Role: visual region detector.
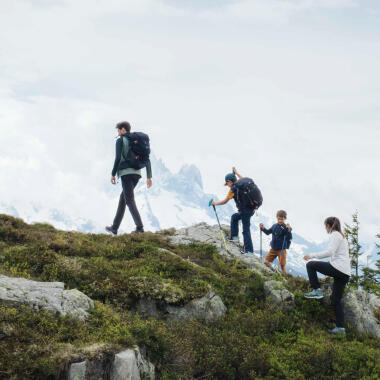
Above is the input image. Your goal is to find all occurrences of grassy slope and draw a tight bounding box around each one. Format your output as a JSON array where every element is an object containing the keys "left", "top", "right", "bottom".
[{"left": 0, "top": 214, "right": 379, "bottom": 380}]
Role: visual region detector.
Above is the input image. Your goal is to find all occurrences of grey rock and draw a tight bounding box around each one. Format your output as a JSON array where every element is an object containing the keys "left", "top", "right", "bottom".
[
  {"left": 264, "top": 280, "right": 295, "bottom": 309},
  {"left": 68, "top": 361, "right": 86, "bottom": 380},
  {"left": 343, "top": 289, "right": 380, "bottom": 338},
  {"left": 0, "top": 275, "right": 93, "bottom": 320},
  {"left": 135, "top": 290, "right": 227, "bottom": 322},
  {"left": 171, "top": 223, "right": 273, "bottom": 276},
  {"left": 321, "top": 284, "right": 380, "bottom": 338},
  {"left": 110, "top": 346, "right": 155, "bottom": 380},
  {"left": 167, "top": 290, "right": 227, "bottom": 322}
]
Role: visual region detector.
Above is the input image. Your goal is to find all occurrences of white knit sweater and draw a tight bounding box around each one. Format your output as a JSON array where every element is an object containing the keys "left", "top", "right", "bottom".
[{"left": 310, "top": 231, "right": 351, "bottom": 276}]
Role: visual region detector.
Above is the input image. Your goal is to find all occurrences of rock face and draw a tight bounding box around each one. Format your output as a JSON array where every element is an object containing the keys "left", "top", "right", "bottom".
[
  {"left": 0, "top": 275, "right": 93, "bottom": 320},
  {"left": 343, "top": 289, "right": 380, "bottom": 338},
  {"left": 171, "top": 223, "right": 273, "bottom": 276},
  {"left": 264, "top": 280, "right": 295, "bottom": 309},
  {"left": 321, "top": 284, "right": 380, "bottom": 338},
  {"left": 111, "top": 346, "right": 155, "bottom": 380},
  {"left": 68, "top": 361, "right": 86, "bottom": 380},
  {"left": 67, "top": 346, "right": 155, "bottom": 380},
  {"left": 135, "top": 290, "right": 227, "bottom": 322}
]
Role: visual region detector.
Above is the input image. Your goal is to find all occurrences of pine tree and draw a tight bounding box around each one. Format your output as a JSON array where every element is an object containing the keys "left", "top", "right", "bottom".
[
  {"left": 344, "top": 211, "right": 363, "bottom": 288},
  {"left": 361, "top": 233, "right": 380, "bottom": 295}
]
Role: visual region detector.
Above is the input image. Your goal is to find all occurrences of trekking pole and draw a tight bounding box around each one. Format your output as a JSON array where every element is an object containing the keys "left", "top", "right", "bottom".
[
  {"left": 260, "top": 228, "right": 263, "bottom": 263},
  {"left": 209, "top": 199, "right": 229, "bottom": 252}
]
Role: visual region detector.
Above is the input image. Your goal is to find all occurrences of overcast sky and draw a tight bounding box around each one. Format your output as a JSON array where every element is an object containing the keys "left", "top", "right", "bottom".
[{"left": 0, "top": 0, "right": 379, "bottom": 242}]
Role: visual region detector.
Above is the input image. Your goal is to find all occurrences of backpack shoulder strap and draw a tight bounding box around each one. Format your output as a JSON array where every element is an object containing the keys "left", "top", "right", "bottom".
[{"left": 121, "top": 135, "right": 130, "bottom": 161}]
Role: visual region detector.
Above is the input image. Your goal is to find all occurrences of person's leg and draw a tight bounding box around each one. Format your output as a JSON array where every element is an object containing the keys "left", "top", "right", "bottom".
[
  {"left": 241, "top": 210, "right": 254, "bottom": 252},
  {"left": 230, "top": 212, "right": 241, "bottom": 239},
  {"left": 122, "top": 174, "right": 143, "bottom": 230},
  {"left": 306, "top": 261, "right": 336, "bottom": 289},
  {"left": 111, "top": 191, "right": 127, "bottom": 231},
  {"left": 331, "top": 274, "right": 350, "bottom": 328},
  {"left": 264, "top": 249, "right": 278, "bottom": 269}
]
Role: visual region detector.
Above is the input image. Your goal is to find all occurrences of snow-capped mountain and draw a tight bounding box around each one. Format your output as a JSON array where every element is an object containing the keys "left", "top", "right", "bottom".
[{"left": 1, "top": 155, "right": 377, "bottom": 277}]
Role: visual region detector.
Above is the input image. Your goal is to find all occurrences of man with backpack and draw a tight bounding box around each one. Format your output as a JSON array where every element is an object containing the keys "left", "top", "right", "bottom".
[
  {"left": 211, "top": 168, "right": 263, "bottom": 254},
  {"left": 106, "top": 121, "right": 152, "bottom": 235}
]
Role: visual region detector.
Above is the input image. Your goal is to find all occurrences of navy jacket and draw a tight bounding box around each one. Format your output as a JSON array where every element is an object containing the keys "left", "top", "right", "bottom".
[{"left": 262, "top": 223, "right": 292, "bottom": 250}]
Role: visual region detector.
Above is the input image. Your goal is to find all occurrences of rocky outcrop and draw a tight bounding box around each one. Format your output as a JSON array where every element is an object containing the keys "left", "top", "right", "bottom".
[
  {"left": 321, "top": 284, "right": 380, "bottom": 338},
  {"left": 67, "top": 346, "right": 155, "bottom": 380},
  {"left": 343, "top": 289, "right": 380, "bottom": 338},
  {"left": 171, "top": 223, "right": 273, "bottom": 277},
  {"left": 135, "top": 290, "right": 227, "bottom": 322},
  {"left": 264, "top": 280, "right": 295, "bottom": 309},
  {"left": 0, "top": 275, "right": 93, "bottom": 320}
]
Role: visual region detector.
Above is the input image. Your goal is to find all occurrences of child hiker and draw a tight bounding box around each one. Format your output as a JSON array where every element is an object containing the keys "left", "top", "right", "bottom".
[
  {"left": 259, "top": 210, "right": 292, "bottom": 274},
  {"left": 303, "top": 217, "right": 350, "bottom": 335}
]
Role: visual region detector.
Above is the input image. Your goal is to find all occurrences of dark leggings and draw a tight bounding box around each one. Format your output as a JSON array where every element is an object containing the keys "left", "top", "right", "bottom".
[
  {"left": 306, "top": 261, "right": 350, "bottom": 328},
  {"left": 112, "top": 174, "right": 143, "bottom": 230}
]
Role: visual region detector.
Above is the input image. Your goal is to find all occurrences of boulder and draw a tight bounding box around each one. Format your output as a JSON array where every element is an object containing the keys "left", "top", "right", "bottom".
[
  {"left": 0, "top": 275, "right": 93, "bottom": 320},
  {"left": 264, "top": 280, "right": 295, "bottom": 309},
  {"left": 321, "top": 284, "right": 380, "bottom": 338},
  {"left": 68, "top": 361, "right": 86, "bottom": 380},
  {"left": 171, "top": 223, "right": 273, "bottom": 276},
  {"left": 67, "top": 346, "right": 155, "bottom": 380},
  {"left": 166, "top": 290, "right": 227, "bottom": 322},
  {"left": 135, "top": 290, "right": 227, "bottom": 322},
  {"left": 343, "top": 289, "right": 380, "bottom": 338},
  {"left": 110, "top": 346, "right": 155, "bottom": 380}
]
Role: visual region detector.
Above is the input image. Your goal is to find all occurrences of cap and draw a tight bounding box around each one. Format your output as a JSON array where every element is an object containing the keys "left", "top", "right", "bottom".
[{"left": 224, "top": 173, "right": 237, "bottom": 185}]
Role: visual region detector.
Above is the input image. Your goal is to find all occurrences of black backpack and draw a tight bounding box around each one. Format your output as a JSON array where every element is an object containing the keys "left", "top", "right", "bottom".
[
  {"left": 233, "top": 177, "right": 263, "bottom": 210},
  {"left": 122, "top": 132, "right": 151, "bottom": 170}
]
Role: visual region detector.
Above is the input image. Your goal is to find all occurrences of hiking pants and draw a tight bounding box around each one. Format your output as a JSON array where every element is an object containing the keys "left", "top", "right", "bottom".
[
  {"left": 230, "top": 210, "right": 254, "bottom": 252},
  {"left": 112, "top": 174, "right": 143, "bottom": 230},
  {"left": 306, "top": 261, "right": 350, "bottom": 328}
]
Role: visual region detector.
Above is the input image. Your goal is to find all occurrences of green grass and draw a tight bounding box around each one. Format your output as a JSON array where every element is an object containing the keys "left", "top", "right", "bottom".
[{"left": 0, "top": 214, "right": 379, "bottom": 379}]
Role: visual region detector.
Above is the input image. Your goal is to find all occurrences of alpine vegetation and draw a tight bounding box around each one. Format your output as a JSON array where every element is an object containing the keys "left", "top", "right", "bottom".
[{"left": 0, "top": 214, "right": 379, "bottom": 379}]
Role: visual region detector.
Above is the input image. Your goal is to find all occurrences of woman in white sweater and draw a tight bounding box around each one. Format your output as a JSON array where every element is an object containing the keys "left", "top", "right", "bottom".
[{"left": 303, "top": 217, "right": 351, "bottom": 335}]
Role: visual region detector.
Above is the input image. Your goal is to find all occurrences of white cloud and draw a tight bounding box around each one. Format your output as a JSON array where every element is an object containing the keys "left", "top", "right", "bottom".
[{"left": 0, "top": 0, "right": 379, "bottom": 243}]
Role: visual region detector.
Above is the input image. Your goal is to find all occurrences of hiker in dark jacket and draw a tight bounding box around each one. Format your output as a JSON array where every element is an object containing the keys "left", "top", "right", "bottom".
[
  {"left": 260, "top": 210, "right": 292, "bottom": 274},
  {"left": 211, "top": 168, "right": 256, "bottom": 255},
  {"left": 106, "top": 121, "right": 152, "bottom": 235}
]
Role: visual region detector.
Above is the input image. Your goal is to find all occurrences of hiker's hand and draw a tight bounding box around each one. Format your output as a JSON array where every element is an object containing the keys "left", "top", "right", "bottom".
[
  {"left": 303, "top": 255, "right": 311, "bottom": 261},
  {"left": 259, "top": 223, "right": 264, "bottom": 230},
  {"left": 211, "top": 200, "right": 216, "bottom": 206},
  {"left": 286, "top": 223, "right": 291, "bottom": 231},
  {"left": 111, "top": 176, "right": 116, "bottom": 185},
  {"left": 147, "top": 178, "right": 152, "bottom": 188}
]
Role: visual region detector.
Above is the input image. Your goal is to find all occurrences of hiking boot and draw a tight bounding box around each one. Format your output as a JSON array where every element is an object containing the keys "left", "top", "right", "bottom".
[
  {"left": 239, "top": 248, "right": 246, "bottom": 254},
  {"left": 132, "top": 227, "right": 144, "bottom": 234},
  {"left": 328, "top": 327, "right": 346, "bottom": 335},
  {"left": 304, "top": 288, "right": 324, "bottom": 299},
  {"left": 105, "top": 226, "right": 117, "bottom": 235},
  {"left": 228, "top": 236, "right": 239, "bottom": 242}
]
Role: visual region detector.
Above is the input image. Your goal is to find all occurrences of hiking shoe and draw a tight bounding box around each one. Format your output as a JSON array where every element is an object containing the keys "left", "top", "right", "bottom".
[
  {"left": 304, "top": 288, "right": 324, "bottom": 299},
  {"left": 228, "top": 236, "right": 239, "bottom": 242},
  {"left": 329, "top": 327, "right": 346, "bottom": 335},
  {"left": 132, "top": 227, "right": 144, "bottom": 234},
  {"left": 105, "top": 226, "right": 117, "bottom": 235}
]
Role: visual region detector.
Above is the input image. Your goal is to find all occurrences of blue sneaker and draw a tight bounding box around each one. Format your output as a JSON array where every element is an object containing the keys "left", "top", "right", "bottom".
[
  {"left": 304, "top": 288, "right": 323, "bottom": 299},
  {"left": 329, "top": 327, "right": 346, "bottom": 335}
]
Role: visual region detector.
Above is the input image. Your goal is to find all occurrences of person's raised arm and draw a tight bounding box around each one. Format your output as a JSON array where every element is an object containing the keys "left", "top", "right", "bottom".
[
  {"left": 232, "top": 167, "right": 243, "bottom": 179},
  {"left": 304, "top": 232, "right": 342, "bottom": 261},
  {"left": 212, "top": 197, "right": 230, "bottom": 206}
]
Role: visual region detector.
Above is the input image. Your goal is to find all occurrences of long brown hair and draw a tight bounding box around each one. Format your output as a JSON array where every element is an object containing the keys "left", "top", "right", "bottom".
[{"left": 324, "top": 217, "right": 345, "bottom": 238}]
